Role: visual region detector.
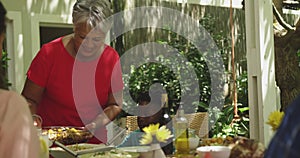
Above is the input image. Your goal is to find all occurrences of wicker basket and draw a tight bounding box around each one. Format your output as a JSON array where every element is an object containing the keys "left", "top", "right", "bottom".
[
  {"left": 125, "top": 112, "right": 208, "bottom": 138},
  {"left": 125, "top": 116, "right": 139, "bottom": 135}
]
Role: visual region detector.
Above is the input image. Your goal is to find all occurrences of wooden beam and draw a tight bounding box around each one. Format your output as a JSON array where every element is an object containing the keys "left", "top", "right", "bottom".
[
  {"left": 245, "top": 0, "right": 278, "bottom": 146},
  {"left": 163, "top": 0, "right": 243, "bottom": 9}
]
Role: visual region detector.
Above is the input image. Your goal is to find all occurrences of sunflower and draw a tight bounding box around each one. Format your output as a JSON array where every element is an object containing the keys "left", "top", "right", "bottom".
[
  {"left": 140, "top": 133, "right": 153, "bottom": 145},
  {"left": 140, "top": 123, "right": 173, "bottom": 145},
  {"left": 143, "top": 123, "right": 160, "bottom": 135},
  {"left": 156, "top": 126, "right": 172, "bottom": 143},
  {"left": 266, "top": 110, "right": 284, "bottom": 131}
]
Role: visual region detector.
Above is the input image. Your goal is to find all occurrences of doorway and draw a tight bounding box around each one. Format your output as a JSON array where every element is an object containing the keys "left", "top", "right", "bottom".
[{"left": 40, "top": 26, "right": 73, "bottom": 47}]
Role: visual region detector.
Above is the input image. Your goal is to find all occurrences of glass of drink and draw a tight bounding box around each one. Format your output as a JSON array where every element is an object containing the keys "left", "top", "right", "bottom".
[{"left": 32, "top": 114, "right": 43, "bottom": 129}]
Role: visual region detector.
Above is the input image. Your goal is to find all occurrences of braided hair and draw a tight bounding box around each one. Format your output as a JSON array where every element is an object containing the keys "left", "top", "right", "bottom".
[
  {"left": 0, "top": 2, "right": 7, "bottom": 89},
  {"left": 0, "top": 2, "right": 7, "bottom": 34}
]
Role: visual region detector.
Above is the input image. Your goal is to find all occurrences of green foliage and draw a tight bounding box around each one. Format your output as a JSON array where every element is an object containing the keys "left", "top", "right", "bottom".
[
  {"left": 199, "top": 14, "right": 249, "bottom": 138},
  {"left": 126, "top": 61, "right": 180, "bottom": 115},
  {"left": 210, "top": 103, "right": 249, "bottom": 138},
  {"left": 122, "top": 28, "right": 218, "bottom": 115},
  {"left": 128, "top": 62, "right": 180, "bottom": 103},
  {"left": 119, "top": 13, "right": 249, "bottom": 138},
  {"left": 0, "top": 51, "right": 11, "bottom": 89},
  {"left": 210, "top": 71, "right": 249, "bottom": 138},
  {"left": 297, "top": 50, "right": 300, "bottom": 63},
  {"left": 236, "top": 72, "right": 249, "bottom": 107}
]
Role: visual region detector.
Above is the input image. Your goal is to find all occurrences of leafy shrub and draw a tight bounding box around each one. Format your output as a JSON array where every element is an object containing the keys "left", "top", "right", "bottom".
[
  {"left": 0, "top": 51, "right": 10, "bottom": 89},
  {"left": 119, "top": 13, "right": 249, "bottom": 138}
]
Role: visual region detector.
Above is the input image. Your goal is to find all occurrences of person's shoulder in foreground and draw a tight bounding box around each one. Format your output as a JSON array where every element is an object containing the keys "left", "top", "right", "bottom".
[
  {"left": 0, "top": 89, "right": 39, "bottom": 158},
  {"left": 0, "top": 1, "right": 39, "bottom": 157},
  {"left": 264, "top": 95, "right": 300, "bottom": 158}
]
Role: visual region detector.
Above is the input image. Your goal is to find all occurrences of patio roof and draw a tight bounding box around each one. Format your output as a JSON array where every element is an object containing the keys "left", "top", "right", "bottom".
[{"left": 164, "top": 0, "right": 243, "bottom": 9}]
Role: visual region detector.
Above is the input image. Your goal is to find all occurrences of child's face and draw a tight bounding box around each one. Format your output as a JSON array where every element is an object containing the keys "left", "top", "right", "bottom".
[{"left": 137, "top": 101, "right": 163, "bottom": 130}]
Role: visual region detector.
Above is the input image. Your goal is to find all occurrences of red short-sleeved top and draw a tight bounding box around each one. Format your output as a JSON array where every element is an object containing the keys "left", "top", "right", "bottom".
[{"left": 27, "top": 37, "right": 123, "bottom": 143}]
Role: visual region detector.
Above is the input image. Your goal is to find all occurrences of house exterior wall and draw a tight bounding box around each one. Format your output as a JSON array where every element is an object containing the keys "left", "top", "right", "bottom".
[
  {"left": 2, "top": 0, "right": 75, "bottom": 92},
  {"left": 2, "top": 0, "right": 245, "bottom": 93},
  {"left": 2, "top": 0, "right": 279, "bottom": 146}
]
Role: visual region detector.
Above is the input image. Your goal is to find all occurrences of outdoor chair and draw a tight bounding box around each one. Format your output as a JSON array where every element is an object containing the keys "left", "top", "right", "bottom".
[{"left": 125, "top": 112, "right": 209, "bottom": 138}]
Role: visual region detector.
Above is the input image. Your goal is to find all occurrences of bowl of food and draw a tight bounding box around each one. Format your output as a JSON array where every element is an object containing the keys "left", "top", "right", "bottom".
[
  {"left": 43, "top": 126, "right": 93, "bottom": 145},
  {"left": 189, "top": 137, "right": 200, "bottom": 149},
  {"left": 196, "top": 146, "right": 231, "bottom": 158},
  {"left": 188, "top": 129, "right": 200, "bottom": 149}
]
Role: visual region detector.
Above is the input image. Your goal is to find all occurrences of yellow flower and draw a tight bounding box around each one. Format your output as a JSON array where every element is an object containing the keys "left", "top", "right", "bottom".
[
  {"left": 140, "top": 133, "right": 153, "bottom": 145},
  {"left": 156, "top": 126, "right": 173, "bottom": 143},
  {"left": 140, "top": 123, "right": 173, "bottom": 145},
  {"left": 142, "top": 123, "right": 160, "bottom": 135},
  {"left": 266, "top": 110, "right": 284, "bottom": 131}
]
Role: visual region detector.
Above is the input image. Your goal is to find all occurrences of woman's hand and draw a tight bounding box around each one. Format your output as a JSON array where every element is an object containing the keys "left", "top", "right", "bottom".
[
  {"left": 84, "top": 122, "right": 96, "bottom": 134},
  {"left": 84, "top": 92, "right": 123, "bottom": 132},
  {"left": 84, "top": 105, "right": 122, "bottom": 132}
]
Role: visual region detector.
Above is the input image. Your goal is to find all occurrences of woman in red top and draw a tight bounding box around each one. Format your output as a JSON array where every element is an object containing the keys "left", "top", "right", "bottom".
[{"left": 22, "top": 0, "right": 123, "bottom": 144}]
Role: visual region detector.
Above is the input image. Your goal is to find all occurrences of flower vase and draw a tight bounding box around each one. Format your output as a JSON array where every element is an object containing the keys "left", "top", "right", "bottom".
[
  {"left": 140, "top": 143, "right": 166, "bottom": 158},
  {"left": 150, "top": 143, "right": 166, "bottom": 158}
]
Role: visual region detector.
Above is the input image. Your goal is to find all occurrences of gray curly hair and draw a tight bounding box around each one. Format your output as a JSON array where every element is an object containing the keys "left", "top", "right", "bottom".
[{"left": 72, "top": 0, "right": 112, "bottom": 32}]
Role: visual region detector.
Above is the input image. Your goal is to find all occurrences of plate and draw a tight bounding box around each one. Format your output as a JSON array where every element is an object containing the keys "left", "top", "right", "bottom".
[
  {"left": 91, "top": 149, "right": 140, "bottom": 158},
  {"left": 50, "top": 143, "right": 114, "bottom": 158},
  {"left": 43, "top": 126, "right": 93, "bottom": 145},
  {"left": 117, "top": 146, "right": 151, "bottom": 153}
]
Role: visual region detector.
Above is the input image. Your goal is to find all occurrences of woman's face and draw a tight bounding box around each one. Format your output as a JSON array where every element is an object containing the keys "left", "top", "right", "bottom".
[{"left": 73, "top": 23, "right": 105, "bottom": 60}]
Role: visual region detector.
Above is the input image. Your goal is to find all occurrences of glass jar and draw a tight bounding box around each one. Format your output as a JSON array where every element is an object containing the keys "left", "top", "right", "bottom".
[{"left": 32, "top": 114, "right": 51, "bottom": 158}]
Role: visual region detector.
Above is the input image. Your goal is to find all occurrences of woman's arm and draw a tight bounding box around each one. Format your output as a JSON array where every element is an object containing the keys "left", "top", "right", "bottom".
[
  {"left": 86, "top": 91, "right": 123, "bottom": 130},
  {"left": 104, "top": 90, "right": 123, "bottom": 122},
  {"left": 21, "top": 78, "right": 45, "bottom": 114}
]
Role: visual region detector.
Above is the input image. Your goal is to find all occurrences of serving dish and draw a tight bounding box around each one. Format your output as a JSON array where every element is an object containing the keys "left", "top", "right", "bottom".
[
  {"left": 196, "top": 146, "right": 231, "bottom": 158},
  {"left": 43, "top": 126, "right": 93, "bottom": 145},
  {"left": 117, "top": 146, "right": 151, "bottom": 158},
  {"left": 117, "top": 146, "right": 151, "bottom": 153},
  {"left": 50, "top": 143, "right": 114, "bottom": 158}
]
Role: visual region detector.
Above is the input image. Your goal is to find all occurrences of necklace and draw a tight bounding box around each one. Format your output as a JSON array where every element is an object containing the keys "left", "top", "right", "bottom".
[
  {"left": 71, "top": 36, "right": 78, "bottom": 57},
  {"left": 65, "top": 34, "right": 77, "bottom": 58}
]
